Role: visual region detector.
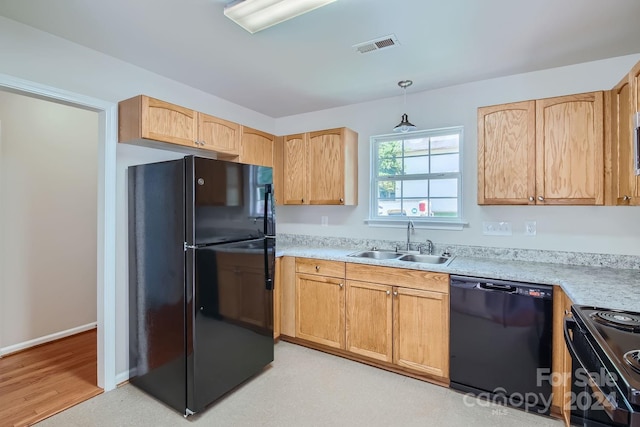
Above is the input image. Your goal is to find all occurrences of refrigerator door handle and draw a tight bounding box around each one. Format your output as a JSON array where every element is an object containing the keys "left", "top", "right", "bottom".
[
  {"left": 263, "top": 239, "right": 273, "bottom": 290},
  {"left": 263, "top": 183, "right": 272, "bottom": 236}
]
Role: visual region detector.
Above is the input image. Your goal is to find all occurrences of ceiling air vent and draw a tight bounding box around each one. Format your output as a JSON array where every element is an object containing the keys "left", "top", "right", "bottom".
[{"left": 353, "top": 34, "right": 399, "bottom": 54}]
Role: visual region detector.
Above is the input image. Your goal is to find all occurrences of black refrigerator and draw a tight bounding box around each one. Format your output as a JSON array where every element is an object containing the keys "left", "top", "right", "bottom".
[{"left": 128, "top": 155, "right": 275, "bottom": 416}]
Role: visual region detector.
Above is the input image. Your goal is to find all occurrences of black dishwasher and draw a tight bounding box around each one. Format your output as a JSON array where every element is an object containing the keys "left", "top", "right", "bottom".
[{"left": 449, "top": 275, "right": 553, "bottom": 414}]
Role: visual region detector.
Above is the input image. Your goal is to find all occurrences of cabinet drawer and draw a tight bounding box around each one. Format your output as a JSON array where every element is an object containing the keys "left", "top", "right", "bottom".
[
  {"left": 296, "top": 258, "right": 345, "bottom": 278},
  {"left": 345, "top": 263, "right": 448, "bottom": 294}
]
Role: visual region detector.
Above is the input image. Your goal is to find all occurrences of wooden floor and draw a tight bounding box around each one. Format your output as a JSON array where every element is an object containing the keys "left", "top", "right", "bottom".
[{"left": 0, "top": 330, "right": 103, "bottom": 427}]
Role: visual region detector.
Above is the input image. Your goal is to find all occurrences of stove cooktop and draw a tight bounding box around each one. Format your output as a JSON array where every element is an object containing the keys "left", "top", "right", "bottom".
[{"left": 573, "top": 305, "right": 640, "bottom": 406}]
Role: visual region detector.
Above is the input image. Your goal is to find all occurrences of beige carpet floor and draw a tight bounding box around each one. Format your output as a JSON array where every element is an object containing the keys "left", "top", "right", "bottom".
[{"left": 37, "top": 341, "right": 563, "bottom": 426}]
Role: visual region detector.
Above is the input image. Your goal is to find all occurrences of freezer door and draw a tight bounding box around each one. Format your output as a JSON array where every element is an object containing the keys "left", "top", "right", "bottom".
[
  {"left": 186, "top": 239, "right": 274, "bottom": 413},
  {"left": 185, "top": 156, "right": 273, "bottom": 245},
  {"left": 128, "top": 159, "right": 187, "bottom": 414}
]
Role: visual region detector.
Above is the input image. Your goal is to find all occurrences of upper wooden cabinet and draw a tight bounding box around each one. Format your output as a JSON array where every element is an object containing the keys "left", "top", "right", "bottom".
[
  {"left": 197, "top": 112, "right": 240, "bottom": 156},
  {"left": 239, "top": 126, "right": 274, "bottom": 167},
  {"left": 478, "top": 91, "right": 604, "bottom": 205},
  {"left": 478, "top": 101, "right": 536, "bottom": 204},
  {"left": 608, "top": 75, "right": 639, "bottom": 205},
  {"left": 119, "top": 95, "right": 197, "bottom": 147},
  {"left": 609, "top": 61, "right": 640, "bottom": 206},
  {"left": 277, "top": 127, "right": 358, "bottom": 206},
  {"left": 281, "top": 133, "right": 307, "bottom": 204},
  {"left": 118, "top": 95, "right": 239, "bottom": 160}
]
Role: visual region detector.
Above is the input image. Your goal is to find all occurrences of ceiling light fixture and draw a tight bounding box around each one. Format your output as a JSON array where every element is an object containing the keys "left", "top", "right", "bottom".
[
  {"left": 224, "top": 0, "right": 337, "bottom": 34},
  {"left": 393, "top": 80, "right": 417, "bottom": 133}
]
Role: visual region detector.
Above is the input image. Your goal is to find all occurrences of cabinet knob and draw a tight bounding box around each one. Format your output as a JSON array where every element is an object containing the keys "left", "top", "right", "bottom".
[
  {"left": 301, "top": 198, "right": 304, "bottom": 203},
  {"left": 529, "top": 196, "right": 534, "bottom": 202},
  {"left": 623, "top": 195, "right": 631, "bottom": 201},
  {"left": 393, "top": 291, "right": 398, "bottom": 297},
  {"left": 386, "top": 290, "right": 391, "bottom": 295},
  {"left": 537, "top": 196, "right": 544, "bottom": 201},
  {"left": 315, "top": 265, "right": 320, "bottom": 271},
  {"left": 339, "top": 198, "right": 344, "bottom": 203},
  {"left": 339, "top": 283, "right": 343, "bottom": 288}
]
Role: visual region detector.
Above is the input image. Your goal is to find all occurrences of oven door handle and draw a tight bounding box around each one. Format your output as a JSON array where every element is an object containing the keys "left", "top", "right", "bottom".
[{"left": 563, "top": 317, "right": 630, "bottom": 425}]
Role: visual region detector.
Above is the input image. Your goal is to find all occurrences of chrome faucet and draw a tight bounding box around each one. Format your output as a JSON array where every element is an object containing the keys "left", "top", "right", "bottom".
[
  {"left": 424, "top": 239, "right": 433, "bottom": 255},
  {"left": 406, "top": 220, "right": 415, "bottom": 251}
]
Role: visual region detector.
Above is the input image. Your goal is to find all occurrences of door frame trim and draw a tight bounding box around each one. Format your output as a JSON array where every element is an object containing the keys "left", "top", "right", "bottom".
[{"left": 0, "top": 73, "right": 117, "bottom": 391}]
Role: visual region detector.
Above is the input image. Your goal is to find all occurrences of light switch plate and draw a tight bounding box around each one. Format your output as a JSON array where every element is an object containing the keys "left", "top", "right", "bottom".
[
  {"left": 482, "top": 221, "right": 512, "bottom": 236},
  {"left": 525, "top": 221, "right": 537, "bottom": 236}
]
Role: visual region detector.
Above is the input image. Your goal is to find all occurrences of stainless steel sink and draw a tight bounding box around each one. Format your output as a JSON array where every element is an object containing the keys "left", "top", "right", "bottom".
[
  {"left": 397, "top": 254, "right": 454, "bottom": 266},
  {"left": 347, "top": 250, "right": 403, "bottom": 260}
]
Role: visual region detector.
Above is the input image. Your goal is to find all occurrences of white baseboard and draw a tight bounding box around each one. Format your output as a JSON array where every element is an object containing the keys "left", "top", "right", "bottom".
[{"left": 0, "top": 322, "right": 97, "bottom": 357}]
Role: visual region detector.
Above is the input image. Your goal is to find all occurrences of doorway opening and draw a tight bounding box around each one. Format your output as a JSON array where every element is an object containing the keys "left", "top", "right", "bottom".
[{"left": 0, "top": 73, "right": 117, "bottom": 395}]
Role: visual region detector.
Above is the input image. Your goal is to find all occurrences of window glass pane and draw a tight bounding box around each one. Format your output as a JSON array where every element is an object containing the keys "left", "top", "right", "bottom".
[
  {"left": 377, "top": 180, "right": 398, "bottom": 200},
  {"left": 431, "top": 154, "right": 459, "bottom": 173},
  {"left": 371, "top": 127, "right": 462, "bottom": 221},
  {"left": 404, "top": 138, "right": 429, "bottom": 157},
  {"left": 431, "top": 134, "right": 459, "bottom": 153},
  {"left": 404, "top": 156, "right": 428, "bottom": 175},
  {"left": 379, "top": 201, "right": 407, "bottom": 216},
  {"left": 430, "top": 179, "right": 458, "bottom": 198},
  {"left": 403, "top": 180, "right": 428, "bottom": 198},
  {"left": 378, "top": 140, "right": 403, "bottom": 177},
  {"left": 430, "top": 198, "right": 458, "bottom": 217}
]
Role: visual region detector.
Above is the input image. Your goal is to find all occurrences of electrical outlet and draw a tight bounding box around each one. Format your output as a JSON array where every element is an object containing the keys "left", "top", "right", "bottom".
[
  {"left": 482, "top": 221, "right": 512, "bottom": 236},
  {"left": 321, "top": 216, "right": 328, "bottom": 226},
  {"left": 525, "top": 221, "right": 537, "bottom": 236}
]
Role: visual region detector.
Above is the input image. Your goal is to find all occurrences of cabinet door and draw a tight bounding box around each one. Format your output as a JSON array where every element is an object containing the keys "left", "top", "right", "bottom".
[
  {"left": 345, "top": 281, "right": 393, "bottom": 362},
  {"left": 551, "top": 286, "right": 573, "bottom": 422},
  {"left": 609, "top": 78, "right": 635, "bottom": 205},
  {"left": 133, "top": 95, "right": 197, "bottom": 147},
  {"left": 282, "top": 134, "right": 307, "bottom": 204},
  {"left": 393, "top": 287, "right": 449, "bottom": 378},
  {"left": 273, "top": 257, "right": 281, "bottom": 340},
  {"left": 240, "top": 126, "right": 274, "bottom": 167},
  {"left": 535, "top": 92, "right": 604, "bottom": 205},
  {"left": 478, "top": 101, "right": 536, "bottom": 205},
  {"left": 197, "top": 112, "right": 240, "bottom": 157},
  {"left": 307, "top": 129, "right": 345, "bottom": 204},
  {"left": 296, "top": 273, "right": 345, "bottom": 349}
]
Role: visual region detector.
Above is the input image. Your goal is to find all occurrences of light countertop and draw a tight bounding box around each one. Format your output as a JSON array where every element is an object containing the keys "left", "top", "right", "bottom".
[{"left": 277, "top": 245, "right": 640, "bottom": 312}]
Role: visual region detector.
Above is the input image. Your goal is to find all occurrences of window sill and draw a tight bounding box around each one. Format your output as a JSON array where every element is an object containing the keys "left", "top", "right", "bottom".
[{"left": 364, "top": 218, "right": 467, "bottom": 230}]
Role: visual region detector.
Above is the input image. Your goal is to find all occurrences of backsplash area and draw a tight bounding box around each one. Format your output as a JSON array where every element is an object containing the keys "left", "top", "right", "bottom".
[{"left": 277, "top": 233, "right": 640, "bottom": 270}]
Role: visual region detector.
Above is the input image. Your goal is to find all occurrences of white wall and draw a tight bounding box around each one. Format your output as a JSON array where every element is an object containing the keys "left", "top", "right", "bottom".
[
  {"left": 274, "top": 54, "right": 640, "bottom": 256},
  {"left": 0, "top": 90, "right": 98, "bottom": 351}
]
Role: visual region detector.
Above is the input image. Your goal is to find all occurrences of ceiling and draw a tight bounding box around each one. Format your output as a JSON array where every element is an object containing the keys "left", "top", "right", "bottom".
[{"left": 1, "top": 0, "right": 640, "bottom": 118}]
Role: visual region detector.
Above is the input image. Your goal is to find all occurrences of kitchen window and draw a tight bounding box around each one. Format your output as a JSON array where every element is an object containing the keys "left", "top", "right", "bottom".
[{"left": 368, "top": 127, "right": 465, "bottom": 229}]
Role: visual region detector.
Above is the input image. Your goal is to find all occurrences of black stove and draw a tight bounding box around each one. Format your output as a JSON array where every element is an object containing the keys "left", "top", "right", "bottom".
[{"left": 567, "top": 305, "right": 640, "bottom": 426}]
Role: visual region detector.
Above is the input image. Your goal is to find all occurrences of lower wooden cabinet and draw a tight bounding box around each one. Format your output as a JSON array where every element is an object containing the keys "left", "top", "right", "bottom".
[
  {"left": 345, "top": 281, "right": 393, "bottom": 362},
  {"left": 296, "top": 273, "right": 345, "bottom": 349},
  {"left": 345, "top": 280, "right": 449, "bottom": 378},
  {"left": 294, "top": 258, "right": 346, "bottom": 349},
  {"left": 393, "top": 287, "right": 449, "bottom": 378},
  {"left": 284, "top": 258, "right": 450, "bottom": 381},
  {"left": 551, "top": 286, "right": 573, "bottom": 424}
]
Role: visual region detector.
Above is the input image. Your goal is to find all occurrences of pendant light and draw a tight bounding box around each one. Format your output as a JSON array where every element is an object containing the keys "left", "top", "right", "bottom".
[{"left": 393, "top": 80, "right": 417, "bottom": 133}]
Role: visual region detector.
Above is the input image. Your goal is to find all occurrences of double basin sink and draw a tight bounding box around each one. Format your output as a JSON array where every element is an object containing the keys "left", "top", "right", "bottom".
[{"left": 347, "top": 249, "right": 454, "bottom": 266}]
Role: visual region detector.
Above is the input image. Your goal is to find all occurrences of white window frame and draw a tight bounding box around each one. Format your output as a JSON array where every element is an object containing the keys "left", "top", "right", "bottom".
[{"left": 367, "top": 126, "right": 467, "bottom": 230}]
